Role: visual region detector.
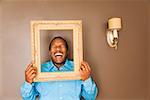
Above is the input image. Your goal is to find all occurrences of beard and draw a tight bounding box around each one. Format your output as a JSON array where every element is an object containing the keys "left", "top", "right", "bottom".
[{"left": 51, "top": 55, "right": 67, "bottom": 67}]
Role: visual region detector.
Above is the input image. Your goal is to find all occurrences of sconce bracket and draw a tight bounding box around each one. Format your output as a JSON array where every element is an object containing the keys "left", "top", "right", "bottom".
[{"left": 106, "top": 30, "right": 118, "bottom": 49}]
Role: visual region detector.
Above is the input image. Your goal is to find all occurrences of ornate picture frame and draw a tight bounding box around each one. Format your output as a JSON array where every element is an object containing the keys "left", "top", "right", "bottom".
[{"left": 31, "top": 20, "right": 83, "bottom": 82}]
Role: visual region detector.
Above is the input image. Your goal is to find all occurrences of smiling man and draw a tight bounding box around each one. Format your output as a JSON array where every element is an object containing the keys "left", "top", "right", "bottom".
[
  {"left": 48, "top": 37, "right": 69, "bottom": 69},
  {"left": 21, "top": 36, "right": 98, "bottom": 100}
]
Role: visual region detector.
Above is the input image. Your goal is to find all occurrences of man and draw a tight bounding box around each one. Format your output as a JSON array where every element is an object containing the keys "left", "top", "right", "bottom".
[{"left": 21, "top": 36, "right": 98, "bottom": 100}]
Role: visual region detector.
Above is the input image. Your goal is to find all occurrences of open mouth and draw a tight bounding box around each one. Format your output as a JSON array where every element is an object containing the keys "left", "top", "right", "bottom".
[{"left": 54, "top": 52, "right": 63, "bottom": 57}]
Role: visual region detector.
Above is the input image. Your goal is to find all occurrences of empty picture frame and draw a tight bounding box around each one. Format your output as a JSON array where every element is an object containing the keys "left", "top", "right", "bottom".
[{"left": 31, "top": 20, "right": 83, "bottom": 82}]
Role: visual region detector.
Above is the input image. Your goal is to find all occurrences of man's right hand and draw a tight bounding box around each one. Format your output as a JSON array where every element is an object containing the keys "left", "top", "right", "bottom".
[{"left": 25, "top": 62, "right": 37, "bottom": 84}]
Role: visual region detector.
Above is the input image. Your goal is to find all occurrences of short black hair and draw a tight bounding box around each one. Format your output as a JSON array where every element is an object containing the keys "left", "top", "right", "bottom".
[{"left": 49, "top": 36, "right": 69, "bottom": 51}]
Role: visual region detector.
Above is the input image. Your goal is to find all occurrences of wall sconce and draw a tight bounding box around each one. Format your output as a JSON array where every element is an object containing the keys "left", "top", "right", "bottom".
[{"left": 106, "top": 17, "right": 122, "bottom": 50}]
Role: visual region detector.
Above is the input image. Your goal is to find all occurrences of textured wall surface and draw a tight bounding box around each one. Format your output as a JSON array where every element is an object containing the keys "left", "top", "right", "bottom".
[
  {"left": 0, "top": 1, "right": 2, "bottom": 97},
  {"left": 148, "top": 2, "right": 150, "bottom": 100},
  {"left": 0, "top": 1, "right": 149, "bottom": 100}
]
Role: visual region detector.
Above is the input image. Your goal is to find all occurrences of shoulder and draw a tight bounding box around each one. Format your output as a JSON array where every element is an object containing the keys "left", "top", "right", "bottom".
[
  {"left": 41, "top": 61, "right": 53, "bottom": 72},
  {"left": 41, "top": 61, "right": 50, "bottom": 67},
  {"left": 67, "top": 59, "right": 74, "bottom": 66}
]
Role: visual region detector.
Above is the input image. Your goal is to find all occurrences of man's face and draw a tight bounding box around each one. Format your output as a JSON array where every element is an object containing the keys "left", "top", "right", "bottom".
[{"left": 50, "top": 38, "right": 67, "bottom": 67}]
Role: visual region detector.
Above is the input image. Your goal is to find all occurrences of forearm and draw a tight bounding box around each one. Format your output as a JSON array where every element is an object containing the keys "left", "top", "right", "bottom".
[
  {"left": 81, "top": 77, "right": 98, "bottom": 100},
  {"left": 21, "top": 81, "right": 38, "bottom": 100}
]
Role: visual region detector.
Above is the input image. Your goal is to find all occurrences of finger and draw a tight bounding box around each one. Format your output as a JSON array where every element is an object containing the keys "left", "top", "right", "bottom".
[
  {"left": 81, "top": 61, "right": 91, "bottom": 72},
  {"left": 26, "top": 67, "right": 37, "bottom": 75},
  {"left": 26, "top": 60, "right": 35, "bottom": 70},
  {"left": 84, "top": 65, "right": 89, "bottom": 72},
  {"left": 85, "top": 64, "right": 91, "bottom": 73},
  {"left": 27, "top": 69, "right": 37, "bottom": 77},
  {"left": 80, "top": 67, "right": 87, "bottom": 75},
  {"left": 80, "top": 65, "right": 86, "bottom": 72},
  {"left": 86, "top": 63, "right": 91, "bottom": 72},
  {"left": 79, "top": 68, "right": 84, "bottom": 75},
  {"left": 26, "top": 67, "right": 34, "bottom": 75},
  {"left": 81, "top": 62, "right": 89, "bottom": 72},
  {"left": 25, "top": 63, "right": 33, "bottom": 72},
  {"left": 29, "top": 73, "right": 36, "bottom": 80}
]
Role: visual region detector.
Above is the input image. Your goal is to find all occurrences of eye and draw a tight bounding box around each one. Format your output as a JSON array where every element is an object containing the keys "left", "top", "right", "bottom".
[
  {"left": 51, "top": 45, "right": 57, "bottom": 49},
  {"left": 60, "top": 45, "right": 65, "bottom": 48}
]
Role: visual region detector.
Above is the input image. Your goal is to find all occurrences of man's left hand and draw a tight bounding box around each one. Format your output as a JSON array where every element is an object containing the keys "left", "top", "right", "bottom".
[{"left": 79, "top": 61, "right": 91, "bottom": 81}]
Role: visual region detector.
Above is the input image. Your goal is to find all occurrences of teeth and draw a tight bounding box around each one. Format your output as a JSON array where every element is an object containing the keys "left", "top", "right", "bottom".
[{"left": 55, "top": 52, "right": 63, "bottom": 56}]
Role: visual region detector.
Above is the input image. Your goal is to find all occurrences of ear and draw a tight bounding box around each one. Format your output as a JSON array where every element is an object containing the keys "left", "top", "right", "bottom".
[
  {"left": 49, "top": 50, "right": 51, "bottom": 56},
  {"left": 66, "top": 50, "right": 69, "bottom": 57}
]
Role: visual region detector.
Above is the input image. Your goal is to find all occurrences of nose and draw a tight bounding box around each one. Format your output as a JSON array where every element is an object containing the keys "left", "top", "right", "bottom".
[{"left": 56, "top": 46, "right": 61, "bottom": 51}]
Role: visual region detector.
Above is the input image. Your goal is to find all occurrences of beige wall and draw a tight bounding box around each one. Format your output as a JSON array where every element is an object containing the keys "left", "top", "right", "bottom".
[
  {"left": 0, "top": 1, "right": 149, "bottom": 100},
  {"left": 0, "top": 1, "right": 2, "bottom": 97},
  {"left": 148, "top": 2, "right": 150, "bottom": 100}
]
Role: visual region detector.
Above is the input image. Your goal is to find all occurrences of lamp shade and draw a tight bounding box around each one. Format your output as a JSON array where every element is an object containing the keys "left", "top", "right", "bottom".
[{"left": 108, "top": 17, "right": 121, "bottom": 30}]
